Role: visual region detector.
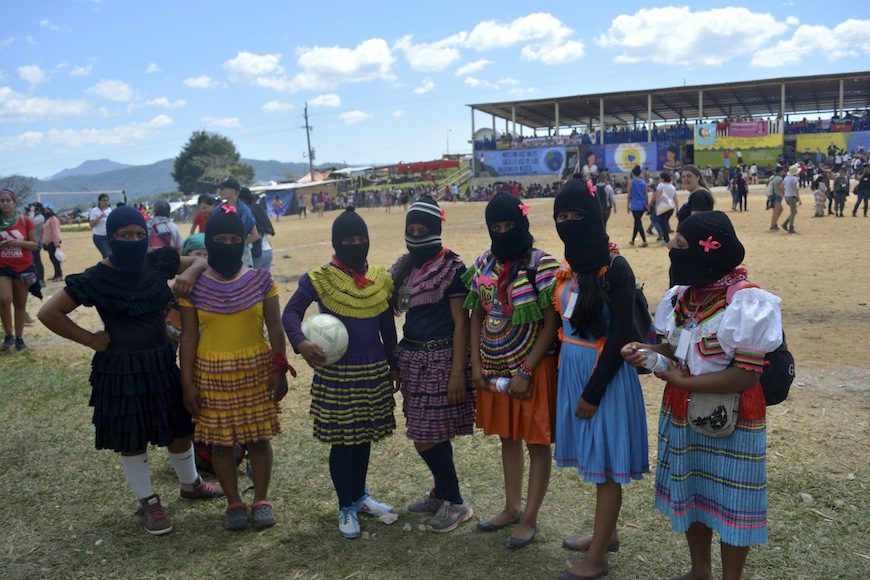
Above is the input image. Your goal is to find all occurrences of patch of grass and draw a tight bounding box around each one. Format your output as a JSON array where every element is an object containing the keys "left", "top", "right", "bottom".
[{"left": 1, "top": 354, "right": 868, "bottom": 579}]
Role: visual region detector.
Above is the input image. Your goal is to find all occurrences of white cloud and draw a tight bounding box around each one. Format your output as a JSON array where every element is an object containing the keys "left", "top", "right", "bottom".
[
  {"left": 785, "top": 16, "right": 800, "bottom": 27},
  {"left": 202, "top": 116, "right": 241, "bottom": 129},
  {"left": 70, "top": 64, "right": 92, "bottom": 77},
  {"left": 292, "top": 38, "right": 396, "bottom": 91},
  {"left": 87, "top": 79, "right": 134, "bottom": 102},
  {"left": 413, "top": 78, "right": 436, "bottom": 94},
  {"left": 46, "top": 114, "right": 173, "bottom": 148},
  {"left": 392, "top": 110, "right": 406, "bottom": 118},
  {"left": 498, "top": 77, "right": 519, "bottom": 86},
  {"left": 463, "top": 76, "right": 519, "bottom": 90},
  {"left": 127, "top": 97, "right": 186, "bottom": 111},
  {"left": 183, "top": 75, "right": 219, "bottom": 89},
  {"left": 456, "top": 59, "right": 491, "bottom": 76},
  {"left": 309, "top": 93, "right": 341, "bottom": 107},
  {"left": 395, "top": 34, "right": 465, "bottom": 72},
  {"left": 18, "top": 64, "right": 47, "bottom": 85},
  {"left": 751, "top": 19, "right": 870, "bottom": 66},
  {"left": 463, "top": 13, "right": 585, "bottom": 64},
  {"left": 39, "top": 19, "right": 60, "bottom": 32},
  {"left": 339, "top": 110, "right": 372, "bottom": 125},
  {"left": 508, "top": 87, "right": 539, "bottom": 97},
  {"left": 145, "top": 62, "right": 160, "bottom": 74},
  {"left": 0, "top": 87, "right": 89, "bottom": 122},
  {"left": 224, "top": 51, "right": 284, "bottom": 83},
  {"left": 597, "top": 7, "right": 791, "bottom": 66},
  {"left": 0, "top": 130, "right": 44, "bottom": 151},
  {"left": 262, "top": 100, "right": 295, "bottom": 112}
]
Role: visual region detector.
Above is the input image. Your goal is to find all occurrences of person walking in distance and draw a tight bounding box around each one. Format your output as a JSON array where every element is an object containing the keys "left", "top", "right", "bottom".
[
  {"left": 767, "top": 165, "right": 785, "bottom": 231},
  {"left": 851, "top": 164, "right": 870, "bottom": 218},
  {"left": 781, "top": 164, "right": 802, "bottom": 234},
  {"left": 89, "top": 194, "right": 113, "bottom": 258}
]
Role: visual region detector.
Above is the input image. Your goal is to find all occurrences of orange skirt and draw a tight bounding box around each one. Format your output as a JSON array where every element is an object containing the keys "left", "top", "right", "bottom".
[{"left": 475, "top": 356, "right": 557, "bottom": 445}]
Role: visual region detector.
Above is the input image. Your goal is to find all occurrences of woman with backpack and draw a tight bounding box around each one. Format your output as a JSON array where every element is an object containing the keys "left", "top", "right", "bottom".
[
  {"left": 621, "top": 211, "right": 783, "bottom": 580},
  {"left": 147, "top": 201, "right": 183, "bottom": 254}
]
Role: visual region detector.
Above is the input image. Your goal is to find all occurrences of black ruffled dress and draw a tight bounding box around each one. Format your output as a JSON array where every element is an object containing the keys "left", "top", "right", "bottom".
[{"left": 63, "top": 248, "right": 194, "bottom": 452}]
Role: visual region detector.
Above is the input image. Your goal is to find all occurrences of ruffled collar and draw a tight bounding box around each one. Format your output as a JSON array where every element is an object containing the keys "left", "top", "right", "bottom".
[
  {"left": 309, "top": 264, "right": 393, "bottom": 319},
  {"left": 389, "top": 250, "right": 463, "bottom": 310}
]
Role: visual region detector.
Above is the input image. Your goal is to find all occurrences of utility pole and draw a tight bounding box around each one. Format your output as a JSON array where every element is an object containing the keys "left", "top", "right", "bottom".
[{"left": 303, "top": 103, "right": 315, "bottom": 182}]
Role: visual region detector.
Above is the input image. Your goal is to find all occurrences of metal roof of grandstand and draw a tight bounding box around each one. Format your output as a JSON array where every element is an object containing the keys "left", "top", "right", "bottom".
[{"left": 468, "top": 71, "right": 870, "bottom": 129}]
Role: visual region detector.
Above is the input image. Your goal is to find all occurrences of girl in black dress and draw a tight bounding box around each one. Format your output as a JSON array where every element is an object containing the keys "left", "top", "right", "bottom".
[{"left": 39, "top": 207, "right": 222, "bottom": 536}]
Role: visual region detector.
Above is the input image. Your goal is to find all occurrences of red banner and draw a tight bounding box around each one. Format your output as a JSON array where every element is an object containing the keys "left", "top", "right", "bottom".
[
  {"left": 830, "top": 121, "right": 853, "bottom": 132},
  {"left": 730, "top": 121, "right": 768, "bottom": 137}
]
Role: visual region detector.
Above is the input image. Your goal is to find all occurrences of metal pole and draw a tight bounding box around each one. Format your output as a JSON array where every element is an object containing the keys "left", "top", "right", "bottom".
[
  {"left": 512, "top": 106, "right": 516, "bottom": 135},
  {"left": 698, "top": 90, "right": 704, "bottom": 120},
  {"left": 599, "top": 98, "right": 604, "bottom": 145},
  {"left": 839, "top": 79, "right": 844, "bottom": 116},
  {"left": 304, "top": 103, "right": 314, "bottom": 182},
  {"left": 555, "top": 102, "right": 560, "bottom": 136},
  {"left": 647, "top": 94, "right": 653, "bottom": 142},
  {"left": 780, "top": 82, "right": 785, "bottom": 132}
]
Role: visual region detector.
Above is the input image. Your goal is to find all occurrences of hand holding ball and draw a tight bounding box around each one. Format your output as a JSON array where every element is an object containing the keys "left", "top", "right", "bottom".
[{"left": 301, "top": 314, "right": 349, "bottom": 366}]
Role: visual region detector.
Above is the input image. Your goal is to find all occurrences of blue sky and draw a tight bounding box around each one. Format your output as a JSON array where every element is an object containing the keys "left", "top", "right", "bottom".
[{"left": 2, "top": 1, "right": 868, "bottom": 179}]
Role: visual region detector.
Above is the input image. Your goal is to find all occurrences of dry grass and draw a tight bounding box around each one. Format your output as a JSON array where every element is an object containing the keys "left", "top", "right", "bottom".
[{"left": 2, "top": 188, "right": 869, "bottom": 579}]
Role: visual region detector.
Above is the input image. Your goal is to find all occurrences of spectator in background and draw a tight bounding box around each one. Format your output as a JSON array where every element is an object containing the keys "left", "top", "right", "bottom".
[
  {"left": 749, "top": 163, "right": 758, "bottom": 185},
  {"left": 852, "top": 164, "right": 870, "bottom": 218},
  {"left": 239, "top": 188, "right": 275, "bottom": 272},
  {"left": 781, "top": 164, "right": 802, "bottom": 234},
  {"left": 147, "top": 201, "right": 183, "bottom": 253},
  {"left": 0, "top": 188, "right": 40, "bottom": 352},
  {"left": 600, "top": 175, "right": 617, "bottom": 230},
  {"left": 676, "top": 165, "right": 715, "bottom": 225},
  {"left": 89, "top": 193, "right": 112, "bottom": 258},
  {"left": 190, "top": 195, "right": 216, "bottom": 235},
  {"left": 42, "top": 206, "right": 63, "bottom": 281},
  {"left": 28, "top": 203, "right": 46, "bottom": 287},
  {"left": 581, "top": 151, "right": 599, "bottom": 184},
  {"left": 628, "top": 166, "right": 649, "bottom": 247}
]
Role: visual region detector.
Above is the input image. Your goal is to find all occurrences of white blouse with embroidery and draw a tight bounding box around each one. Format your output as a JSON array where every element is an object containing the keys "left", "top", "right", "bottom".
[{"left": 654, "top": 285, "right": 783, "bottom": 376}]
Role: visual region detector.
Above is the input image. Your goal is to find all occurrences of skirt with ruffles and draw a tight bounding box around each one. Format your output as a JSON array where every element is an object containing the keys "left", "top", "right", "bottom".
[
  {"left": 89, "top": 342, "right": 194, "bottom": 452},
  {"left": 554, "top": 338, "right": 649, "bottom": 484},
  {"left": 193, "top": 343, "right": 280, "bottom": 446},
  {"left": 395, "top": 343, "right": 475, "bottom": 443},
  {"left": 310, "top": 349, "right": 396, "bottom": 445}
]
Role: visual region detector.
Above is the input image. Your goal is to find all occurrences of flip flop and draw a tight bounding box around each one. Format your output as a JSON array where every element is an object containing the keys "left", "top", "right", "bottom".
[
  {"left": 476, "top": 515, "right": 520, "bottom": 533},
  {"left": 504, "top": 526, "right": 539, "bottom": 550},
  {"left": 557, "top": 565, "right": 609, "bottom": 580},
  {"left": 562, "top": 535, "right": 620, "bottom": 553}
]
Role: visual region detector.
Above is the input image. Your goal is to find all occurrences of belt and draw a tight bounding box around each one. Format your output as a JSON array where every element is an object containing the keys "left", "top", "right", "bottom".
[{"left": 401, "top": 336, "right": 453, "bottom": 351}]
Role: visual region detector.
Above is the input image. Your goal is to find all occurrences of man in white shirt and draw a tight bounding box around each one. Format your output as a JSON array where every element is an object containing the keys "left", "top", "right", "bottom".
[{"left": 88, "top": 193, "right": 112, "bottom": 258}]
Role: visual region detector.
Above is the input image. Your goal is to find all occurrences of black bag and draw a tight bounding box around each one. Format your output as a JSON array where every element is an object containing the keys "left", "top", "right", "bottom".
[
  {"left": 726, "top": 282, "right": 794, "bottom": 406},
  {"left": 607, "top": 254, "right": 659, "bottom": 373}
]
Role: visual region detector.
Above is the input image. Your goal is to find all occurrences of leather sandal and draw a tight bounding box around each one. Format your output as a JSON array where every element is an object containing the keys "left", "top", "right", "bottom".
[
  {"left": 476, "top": 515, "right": 520, "bottom": 532},
  {"left": 562, "top": 535, "right": 620, "bottom": 553}
]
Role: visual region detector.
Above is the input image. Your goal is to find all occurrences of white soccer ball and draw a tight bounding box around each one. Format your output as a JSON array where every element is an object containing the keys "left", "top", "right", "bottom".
[{"left": 301, "top": 314, "right": 349, "bottom": 365}]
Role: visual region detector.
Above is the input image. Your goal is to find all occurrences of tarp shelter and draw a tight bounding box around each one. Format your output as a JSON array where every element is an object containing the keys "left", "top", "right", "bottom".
[{"left": 381, "top": 159, "right": 460, "bottom": 173}]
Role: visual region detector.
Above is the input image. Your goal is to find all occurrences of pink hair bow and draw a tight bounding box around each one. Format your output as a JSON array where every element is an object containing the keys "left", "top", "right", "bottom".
[
  {"left": 220, "top": 204, "right": 237, "bottom": 214},
  {"left": 440, "top": 207, "right": 447, "bottom": 222},
  {"left": 698, "top": 236, "right": 721, "bottom": 252},
  {"left": 519, "top": 204, "right": 530, "bottom": 217},
  {"left": 586, "top": 180, "right": 597, "bottom": 197}
]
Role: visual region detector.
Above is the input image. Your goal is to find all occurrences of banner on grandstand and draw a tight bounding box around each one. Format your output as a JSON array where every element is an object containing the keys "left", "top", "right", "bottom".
[
  {"left": 694, "top": 123, "right": 717, "bottom": 147},
  {"left": 264, "top": 189, "right": 296, "bottom": 218},
  {"left": 605, "top": 143, "right": 658, "bottom": 172},
  {"left": 579, "top": 145, "right": 606, "bottom": 173},
  {"left": 830, "top": 120, "right": 853, "bottom": 132},
  {"left": 729, "top": 121, "right": 768, "bottom": 137},
  {"left": 473, "top": 147, "right": 567, "bottom": 177},
  {"left": 693, "top": 134, "right": 784, "bottom": 168},
  {"left": 657, "top": 142, "right": 682, "bottom": 171},
  {"left": 796, "top": 131, "right": 870, "bottom": 155}
]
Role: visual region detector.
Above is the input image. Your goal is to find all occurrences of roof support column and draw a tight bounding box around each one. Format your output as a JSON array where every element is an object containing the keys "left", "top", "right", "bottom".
[
  {"left": 554, "top": 102, "right": 560, "bottom": 136},
  {"left": 647, "top": 94, "right": 653, "bottom": 142},
  {"left": 839, "top": 79, "right": 844, "bottom": 116},
  {"left": 511, "top": 106, "right": 516, "bottom": 135},
  {"left": 599, "top": 98, "right": 604, "bottom": 146},
  {"left": 780, "top": 82, "right": 786, "bottom": 133},
  {"left": 492, "top": 114, "right": 496, "bottom": 135},
  {"left": 470, "top": 107, "right": 476, "bottom": 154},
  {"left": 698, "top": 89, "right": 704, "bottom": 120}
]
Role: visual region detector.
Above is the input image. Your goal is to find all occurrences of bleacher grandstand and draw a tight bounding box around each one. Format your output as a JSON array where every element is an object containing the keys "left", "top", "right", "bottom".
[{"left": 467, "top": 71, "right": 870, "bottom": 181}]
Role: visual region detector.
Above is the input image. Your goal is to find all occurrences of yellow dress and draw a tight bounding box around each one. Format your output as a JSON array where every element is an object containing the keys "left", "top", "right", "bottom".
[{"left": 179, "top": 269, "right": 280, "bottom": 446}]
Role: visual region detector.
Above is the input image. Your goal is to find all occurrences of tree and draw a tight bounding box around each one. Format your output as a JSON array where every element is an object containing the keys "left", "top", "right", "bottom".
[
  {"left": 172, "top": 131, "right": 254, "bottom": 194},
  {"left": 0, "top": 175, "right": 36, "bottom": 205}
]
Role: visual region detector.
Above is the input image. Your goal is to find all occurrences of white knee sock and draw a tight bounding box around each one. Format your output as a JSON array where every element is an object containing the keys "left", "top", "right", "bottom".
[
  {"left": 119, "top": 454, "right": 155, "bottom": 500},
  {"left": 167, "top": 445, "right": 199, "bottom": 485}
]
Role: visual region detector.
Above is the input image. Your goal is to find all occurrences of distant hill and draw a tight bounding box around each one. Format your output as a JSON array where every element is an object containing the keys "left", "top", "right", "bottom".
[
  {"left": 26, "top": 158, "right": 346, "bottom": 209},
  {"left": 47, "top": 159, "right": 132, "bottom": 180}
]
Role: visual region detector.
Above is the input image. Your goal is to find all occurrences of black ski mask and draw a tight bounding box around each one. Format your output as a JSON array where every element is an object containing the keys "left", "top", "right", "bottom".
[
  {"left": 106, "top": 206, "right": 148, "bottom": 273},
  {"left": 205, "top": 205, "right": 245, "bottom": 278},
  {"left": 670, "top": 211, "right": 745, "bottom": 286},
  {"left": 332, "top": 207, "right": 369, "bottom": 272},
  {"left": 553, "top": 179, "right": 610, "bottom": 273},
  {"left": 405, "top": 196, "right": 443, "bottom": 266},
  {"left": 485, "top": 192, "right": 533, "bottom": 261}
]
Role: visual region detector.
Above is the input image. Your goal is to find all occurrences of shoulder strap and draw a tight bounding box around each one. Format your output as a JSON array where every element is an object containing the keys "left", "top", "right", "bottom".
[{"left": 725, "top": 280, "right": 759, "bottom": 304}]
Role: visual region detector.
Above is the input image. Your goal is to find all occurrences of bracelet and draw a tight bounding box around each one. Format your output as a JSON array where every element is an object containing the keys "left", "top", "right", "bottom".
[
  {"left": 271, "top": 352, "right": 297, "bottom": 378},
  {"left": 517, "top": 362, "right": 534, "bottom": 381}
]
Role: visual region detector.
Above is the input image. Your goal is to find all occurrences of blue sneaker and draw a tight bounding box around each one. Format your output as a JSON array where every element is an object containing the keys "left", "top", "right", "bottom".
[
  {"left": 354, "top": 492, "right": 398, "bottom": 524},
  {"left": 338, "top": 507, "right": 360, "bottom": 539}
]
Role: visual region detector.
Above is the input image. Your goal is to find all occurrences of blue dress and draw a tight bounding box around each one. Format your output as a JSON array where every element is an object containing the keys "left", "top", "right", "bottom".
[{"left": 553, "top": 267, "right": 649, "bottom": 484}]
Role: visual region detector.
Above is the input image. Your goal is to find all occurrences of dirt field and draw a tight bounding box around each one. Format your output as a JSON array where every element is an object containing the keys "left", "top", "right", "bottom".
[{"left": 3, "top": 186, "right": 869, "bottom": 579}]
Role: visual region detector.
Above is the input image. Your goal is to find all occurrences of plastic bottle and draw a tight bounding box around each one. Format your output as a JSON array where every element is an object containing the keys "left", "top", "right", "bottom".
[
  {"left": 490, "top": 377, "right": 511, "bottom": 393},
  {"left": 637, "top": 348, "right": 670, "bottom": 372}
]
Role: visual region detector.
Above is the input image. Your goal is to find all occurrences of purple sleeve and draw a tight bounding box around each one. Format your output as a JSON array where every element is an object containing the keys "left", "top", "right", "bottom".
[
  {"left": 379, "top": 307, "right": 398, "bottom": 370},
  {"left": 282, "top": 274, "right": 317, "bottom": 352}
]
